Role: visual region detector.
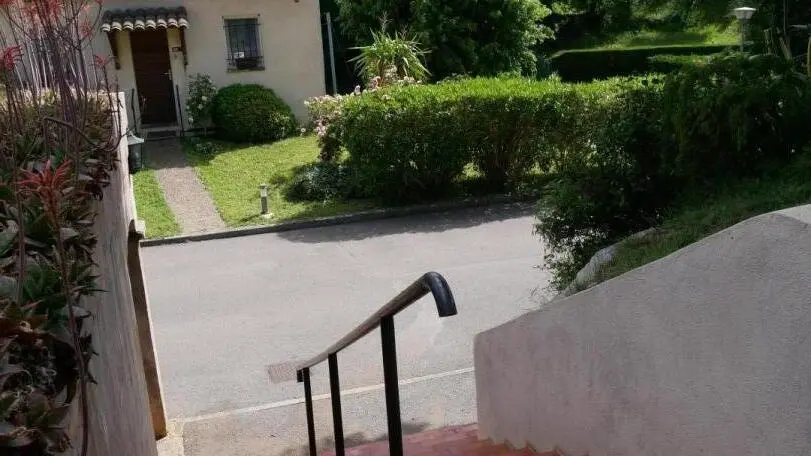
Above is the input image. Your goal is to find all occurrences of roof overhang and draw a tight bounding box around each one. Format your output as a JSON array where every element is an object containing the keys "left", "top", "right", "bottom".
[
  {"left": 101, "top": 7, "right": 189, "bottom": 70},
  {"left": 101, "top": 7, "right": 189, "bottom": 33}
]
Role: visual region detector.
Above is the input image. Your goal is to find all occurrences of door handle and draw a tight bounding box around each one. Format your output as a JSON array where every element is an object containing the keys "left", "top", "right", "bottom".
[{"left": 164, "top": 71, "right": 172, "bottom": 81}]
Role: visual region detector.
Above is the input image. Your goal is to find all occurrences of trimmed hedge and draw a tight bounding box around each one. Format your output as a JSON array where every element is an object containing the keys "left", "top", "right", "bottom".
[
  {"left": 647, "top": 53, "right": 715, "bottom": 73},
  {"left": 550, "top": 44, "right": 731, "bottom": 81},
  {"left": 212, "top": 84, "right": 297, "bottom": 143},
  {"left": 335, "top": 77, "right": 637, "bottom": 203},
  {"left": 338, "top": 85, "right": 472, "bottom": 203},
  {"left": 662, "top": 53, "right": 811, "bottom": 180},
  {"left": 539, "top": 53, "right": 811, "bottom": 288}
]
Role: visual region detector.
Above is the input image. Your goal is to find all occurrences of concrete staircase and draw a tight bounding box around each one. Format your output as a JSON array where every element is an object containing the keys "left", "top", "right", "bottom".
[{"left": 321, "top": 424, "right": 558, "bottom": 456}]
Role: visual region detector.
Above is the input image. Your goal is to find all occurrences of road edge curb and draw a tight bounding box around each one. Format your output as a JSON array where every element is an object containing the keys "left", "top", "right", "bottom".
[{"left": 141, "top": 195, "right": 536, "bottom": 247}]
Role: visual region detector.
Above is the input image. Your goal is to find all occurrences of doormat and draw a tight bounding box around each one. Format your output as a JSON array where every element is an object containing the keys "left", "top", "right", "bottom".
[{"left": 145, "top": 130, "right": 179, "bottom": 140}]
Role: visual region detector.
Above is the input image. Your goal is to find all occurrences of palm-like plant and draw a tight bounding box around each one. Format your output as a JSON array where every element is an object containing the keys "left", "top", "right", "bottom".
[{"left": 350, "top": 28, "right": 430, "bottom": 84}]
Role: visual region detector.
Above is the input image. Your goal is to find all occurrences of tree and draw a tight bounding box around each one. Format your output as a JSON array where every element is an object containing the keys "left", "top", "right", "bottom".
[
  {"left": 335, "top": 0, "right": 412, "bottom": 45},
  {"left": 335, "top": 0, "right": 552, "bottom": 79},
  {"left": 411, "top": 0, "right": 552, "bottom": 78}
]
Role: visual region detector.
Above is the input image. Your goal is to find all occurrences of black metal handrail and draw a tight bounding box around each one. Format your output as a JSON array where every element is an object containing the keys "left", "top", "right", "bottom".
[{"left": 296, "top": 272, "right": 458, "bottom": 456}]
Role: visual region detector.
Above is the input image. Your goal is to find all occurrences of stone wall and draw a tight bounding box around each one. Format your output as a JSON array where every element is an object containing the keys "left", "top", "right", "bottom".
[{"left": 475, "top": 205, "right": 811, "bottom": 456}]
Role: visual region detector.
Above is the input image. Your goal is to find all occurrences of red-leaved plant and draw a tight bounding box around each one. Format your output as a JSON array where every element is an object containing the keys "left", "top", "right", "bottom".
[{"left": 0, "top": 0, "right": 121, "bottom": 454}]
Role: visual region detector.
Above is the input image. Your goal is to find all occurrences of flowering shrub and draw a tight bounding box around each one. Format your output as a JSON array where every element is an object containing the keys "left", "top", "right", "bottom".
[
  {"left": 305, "top": 94, "right": 345, "bottom": 161},
  {"left": 186, "top": 74, "right": 216, "bottom": 134},
  {"left": 305, "top": 76, "right": 419, "bottom": 162}
]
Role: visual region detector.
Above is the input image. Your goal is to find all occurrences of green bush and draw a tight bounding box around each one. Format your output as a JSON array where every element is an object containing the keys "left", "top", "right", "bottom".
[
  {"left": 338, "top": 85, "right": 471, "bottom": 203},
  {"left": 212, "top": 84, "right": 296, "bottom": 143},
  {"left": 285, "top": 161, "right": 359, "bottom": 201},
  {"left": 537, "top": 53, "right": 811, "bottom": 289},
  {"left": 535, "top": 76, "right": 671, "bottom": 289},
  {"left": 337, "top": 77, "right": 591, "bottom": 201},
  {"left": 550, "top": 44, "right": 730, "bottom": 81},
  {"left": 662, "top": 53, "right": 811, "bottom": 180}
]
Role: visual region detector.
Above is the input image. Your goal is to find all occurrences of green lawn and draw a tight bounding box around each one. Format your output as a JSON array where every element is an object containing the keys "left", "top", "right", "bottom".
[
  {"left": 591, "top": 152, "right": 811, "bottom": 286},
  {"left": 132, "top": 169, "right": 181, "bottom": 238},
  {"left": 597, "top": 24, "right": 737, "bottom": 49},
  {"left": 185, "top": 136, "right": 377, "bottom": 227},
  {"left": 568, "top": 23, "right": 738, "bottom": 51}
]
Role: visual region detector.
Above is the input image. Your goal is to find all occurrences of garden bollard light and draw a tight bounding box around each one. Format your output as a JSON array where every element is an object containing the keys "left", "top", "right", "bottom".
[
  {"left": 260, "top": 184, "right": 269, "bottom": 215},
  {"left": 733, "top": 7, "right": 756, "bottom": 52}
]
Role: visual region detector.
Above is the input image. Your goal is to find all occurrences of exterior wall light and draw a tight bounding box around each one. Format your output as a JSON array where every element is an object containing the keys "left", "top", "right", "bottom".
[{"left": 127, "top": 131, "right": 145, "bottom": 174}]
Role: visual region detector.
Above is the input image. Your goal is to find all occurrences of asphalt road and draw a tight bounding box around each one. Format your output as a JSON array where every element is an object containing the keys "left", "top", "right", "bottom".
[{"left": 142, "top": 203, "right": 552, "bottom": 455}]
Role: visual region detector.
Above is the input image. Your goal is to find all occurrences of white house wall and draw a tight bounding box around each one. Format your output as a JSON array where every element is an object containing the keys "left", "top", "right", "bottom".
[
  {"left": 110, "top": 31, "right": 139, "bottom": 128},
  {"left": 166, "top": 27, "right": 186, "bottom": 126},
  {"left": 95, "top": 0, "right": 325, "bottom": 126},
  {"left": 186, "top": 0, "right": 325, "bottom": 120}
]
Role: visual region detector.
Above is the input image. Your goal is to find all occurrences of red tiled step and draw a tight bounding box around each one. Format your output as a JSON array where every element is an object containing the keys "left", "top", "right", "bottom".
[{"left": 320, "top": 424, "right": 560, "bottom": 456}]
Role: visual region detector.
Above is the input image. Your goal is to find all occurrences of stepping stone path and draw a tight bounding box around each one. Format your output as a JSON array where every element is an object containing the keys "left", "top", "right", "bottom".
[
  {"left": 320, "top": 424, "right": 559, "bottom": 456},
  {"left": 145, "top": 138, "right": 227, "bottom": 234}
]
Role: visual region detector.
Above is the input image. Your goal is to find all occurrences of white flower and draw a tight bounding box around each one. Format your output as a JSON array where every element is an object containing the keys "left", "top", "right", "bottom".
[
  {"left": 201, "top": 96, "right": 208, "bottom": 102},
  {"left": 197, "top": 103, "right": 203, "bottom": 109},
  {"left": 188, "top": 116, "right": 194, "bottom": 123}
]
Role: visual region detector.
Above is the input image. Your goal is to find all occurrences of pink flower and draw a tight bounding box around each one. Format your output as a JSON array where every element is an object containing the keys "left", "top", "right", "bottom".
[
  {"left": 1, "top": 46, "right": 21, "bottom": 71},
  {"left": 80, "top": 20, "right": 93, "bottom": 38},
  {"left": 93, "top": 54, "right": 112, "bottom": 68}
]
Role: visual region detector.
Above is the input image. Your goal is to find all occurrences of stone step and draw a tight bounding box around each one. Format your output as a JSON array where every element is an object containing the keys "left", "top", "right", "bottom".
[{"left": 320, "top": 424, "right": 558, "bottom": 456}]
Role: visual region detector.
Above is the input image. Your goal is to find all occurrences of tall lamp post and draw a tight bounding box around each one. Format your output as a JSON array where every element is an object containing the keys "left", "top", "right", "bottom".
[{"left": 733, "top": 7, "right": 757, "bottom": 51}]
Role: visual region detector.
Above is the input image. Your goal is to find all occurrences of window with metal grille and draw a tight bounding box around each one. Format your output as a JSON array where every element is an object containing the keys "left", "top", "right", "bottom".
[{"left": 224, "top": 17, "right": 263, "bottom": 70}]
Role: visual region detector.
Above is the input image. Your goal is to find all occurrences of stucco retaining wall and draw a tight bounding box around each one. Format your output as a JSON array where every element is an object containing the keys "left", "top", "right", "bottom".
[
  {"left": 475, "top": 205, "right": 811, "bottom": 456},
  {"left": 64, "top": 97, "right": 160, "bottom": 456}
]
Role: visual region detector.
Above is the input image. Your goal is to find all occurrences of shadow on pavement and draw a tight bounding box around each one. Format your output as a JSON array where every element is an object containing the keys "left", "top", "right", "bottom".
[
  {"left": 277, "top": 421, "right": 431, "bottom": 456},
  {"left": 276, "top": 202, "right": 535, "bottom": 244}
]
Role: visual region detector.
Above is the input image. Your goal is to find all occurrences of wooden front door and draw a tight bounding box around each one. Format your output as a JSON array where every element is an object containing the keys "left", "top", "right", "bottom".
[{"left": 131, "top": 30, "right": 177, "bottom": 125}]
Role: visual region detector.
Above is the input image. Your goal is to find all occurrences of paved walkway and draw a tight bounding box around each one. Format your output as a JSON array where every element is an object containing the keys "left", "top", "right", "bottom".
[
  {"left": 143, "top": 204, "right": 551, "bottom": 456},
  {"left": 146, "top": 139, "right": 226, "bottom": 234}
]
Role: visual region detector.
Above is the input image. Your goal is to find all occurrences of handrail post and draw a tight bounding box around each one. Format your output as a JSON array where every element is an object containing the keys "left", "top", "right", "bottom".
[
  {"left": 381, "top": 316, "right": 403, "bottom": 456},
  {"left": 302, "top": 368, "right": 317, "bottom": 456},
  {"left": 296, "top": 273, "right": 457, "bottom": 456},
  {"left": 328, "top": 354, "right": 345, "bottom": 456}
]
